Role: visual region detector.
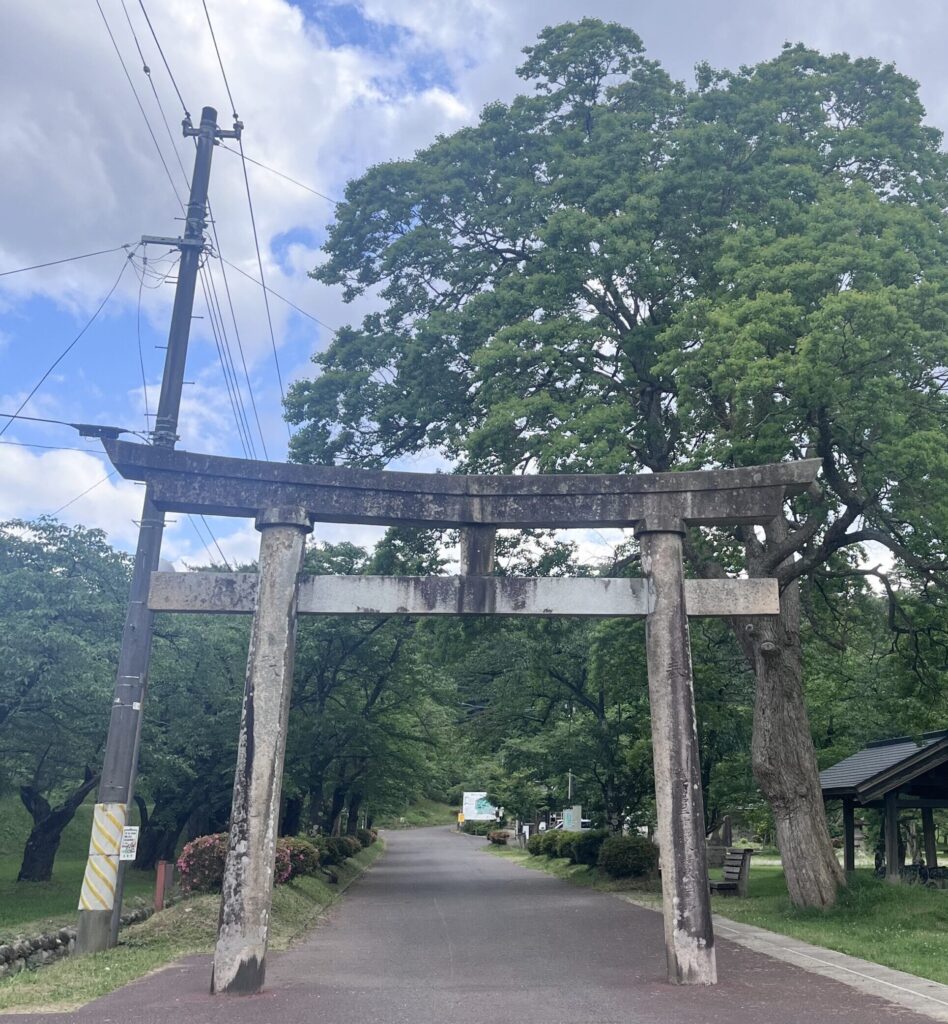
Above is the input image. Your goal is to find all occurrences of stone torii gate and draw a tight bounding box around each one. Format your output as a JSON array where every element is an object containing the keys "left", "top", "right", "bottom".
[{"left": 100, "top": 439, "right": 819, "bottom": 994}]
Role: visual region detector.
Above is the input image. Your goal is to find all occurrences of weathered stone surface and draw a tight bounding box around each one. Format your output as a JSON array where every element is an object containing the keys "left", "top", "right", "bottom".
[
  {"left": 212, "top": 510, "right": 311, "bottom": 996},
  {"left": 149, "top": 572, "right": 780, "bottom": 619},
  {"left": 103, "top": 440, "right": 819, "bottom": 529},
  {"left": 638, "top": 526, "right": 717, "bottom": 985}
]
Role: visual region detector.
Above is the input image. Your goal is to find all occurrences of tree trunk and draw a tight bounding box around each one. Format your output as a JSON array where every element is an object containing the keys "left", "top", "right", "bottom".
[
  {"left": 328, "top": 784, "right": 347, "bottom": 836},
  {"left": 736, "top": 548, "right": 843, "bottom": 908},
  {"left": 281, "top": 795, "right": 303, "bottom": 837},
  {"left": 17, "top": 771, "right": 99, "bottom": 883},
  {"left": 345, "top": 791, "right": 363, "bottom": 835}
]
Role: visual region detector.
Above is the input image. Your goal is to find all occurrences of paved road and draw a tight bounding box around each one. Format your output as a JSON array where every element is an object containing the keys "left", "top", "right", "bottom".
[{"left": 8, "top": 828, "right": 933, "bottom": 1023}]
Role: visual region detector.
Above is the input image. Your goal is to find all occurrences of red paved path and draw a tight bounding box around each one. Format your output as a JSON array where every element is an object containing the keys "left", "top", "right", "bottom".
[{"left": 5, "top": 827, "right": 932, "bottom": 1023}]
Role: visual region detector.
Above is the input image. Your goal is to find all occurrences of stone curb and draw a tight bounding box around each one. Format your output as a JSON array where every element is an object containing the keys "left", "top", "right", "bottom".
[{"left": 617, "top": 894, "right": 948, "bottom": 1022}]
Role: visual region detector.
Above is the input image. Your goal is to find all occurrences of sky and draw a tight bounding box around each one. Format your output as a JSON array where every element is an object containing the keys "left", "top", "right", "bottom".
[{"left": 2, "top": 0, "right": 947, "bottom": 569}]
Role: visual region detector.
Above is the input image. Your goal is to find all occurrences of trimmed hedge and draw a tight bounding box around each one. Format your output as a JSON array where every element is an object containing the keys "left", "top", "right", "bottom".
[
  {"left": 526, "top": 833, "right": 544, "bottom": 856},
  {"left": 570, "top": 829, "right": 609, "bottom": 866},
  {"left": 356, "top": 828, "right": 377, "bottom": 848},
  {"left": 554, "top": 831, "right": 577, "bottom": 860},
  {"left": 597, "top": 834, "right": 658, "bottom": 878},
  {"left": 539, "top": 830, "right": 561, "bottom": 856}
]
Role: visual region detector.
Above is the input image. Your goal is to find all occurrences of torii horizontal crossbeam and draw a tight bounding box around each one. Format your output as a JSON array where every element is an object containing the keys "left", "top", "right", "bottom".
[
  {"left": 148, "top": 572, "right": 779, "bottom": 618},
  {"left": 102, "top": 440, "right": 820, "bottom": 529}
]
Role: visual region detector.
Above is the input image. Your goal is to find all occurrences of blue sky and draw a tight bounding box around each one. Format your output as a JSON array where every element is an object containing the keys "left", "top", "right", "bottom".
[{"left": 4, "top": 0, "right": 948, "bottom": 567}]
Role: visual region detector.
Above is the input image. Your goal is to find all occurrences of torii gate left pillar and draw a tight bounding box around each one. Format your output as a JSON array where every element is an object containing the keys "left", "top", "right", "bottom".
[{"left": 212, "top": 507, "right": 312, "bottom": 995}]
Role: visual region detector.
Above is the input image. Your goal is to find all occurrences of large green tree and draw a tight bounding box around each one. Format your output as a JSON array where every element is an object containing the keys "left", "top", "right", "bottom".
[
  {"left": 0, "top": 519, "right": 129, "bottom": 881},
  {"left": 288, "top": 21, "right": 948, "bottom": 906}
]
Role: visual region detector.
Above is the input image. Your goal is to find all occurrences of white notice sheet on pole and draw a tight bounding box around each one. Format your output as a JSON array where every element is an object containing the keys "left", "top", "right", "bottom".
[{"left": 119, "top": 826, "right": 140, "bottom": 862}]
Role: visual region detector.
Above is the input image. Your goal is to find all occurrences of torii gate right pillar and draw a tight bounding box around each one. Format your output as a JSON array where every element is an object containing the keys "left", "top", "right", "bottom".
[{"left": 637, "top": 518, "right": 716, "bottom": 985}]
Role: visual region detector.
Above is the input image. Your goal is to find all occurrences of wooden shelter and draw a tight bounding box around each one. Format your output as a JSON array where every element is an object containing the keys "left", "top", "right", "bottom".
[{"left": 820, "top": 731, "right": 948, "bottom": 882}]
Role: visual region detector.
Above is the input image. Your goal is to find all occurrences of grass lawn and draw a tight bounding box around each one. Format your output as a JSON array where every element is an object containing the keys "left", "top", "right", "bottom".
[
  {"left": 0, "top": 797, "right": 155, "bottom": 940},
  {"left": 377, "top": 799, "right": 458, "bottom": 829},
  {"left": 486, "top": 845, "right": 948, "bottom": 986},
  {"left": 0, "top": 840, "right": 385, "bottom": 1014}
]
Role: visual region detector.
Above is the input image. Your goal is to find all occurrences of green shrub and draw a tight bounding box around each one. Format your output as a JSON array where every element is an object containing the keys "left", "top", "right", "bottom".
[
  {"left": 554, "top": 831, "right": 577, "bottom": 860},
  {"left": 539, "top": 830, "right": 561, "bottom": 856},
  {"left": 597, "top": 834, "right": 659, "bottom": 878},
  {"left": 526, "top": 833, "right": 544, "bottom": 856},
  {"left": 343, "top": 835, "right": 363, "bottom": 856},
  {"left": 487, "top": 830, "right": 509, "bottom": 845},
  {"left": 281, "top": 836, "right": 321, "bottom": 878},
  {"left": 356, "top": 828, "right": 376, "bottom": 848},
  {"left": 462, "top": 820, "right": 495, "bottom": 836},
  {"left": 323, "top": 836, "right": 355, "bottom": 865},
  {"left": 571, "top": 829, "right": 609, "bottom": 866}
]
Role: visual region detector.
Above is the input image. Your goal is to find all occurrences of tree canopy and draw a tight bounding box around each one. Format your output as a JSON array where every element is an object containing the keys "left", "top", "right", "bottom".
[{"left": 286, "top": 20, "right": 948, "bottom": 907}]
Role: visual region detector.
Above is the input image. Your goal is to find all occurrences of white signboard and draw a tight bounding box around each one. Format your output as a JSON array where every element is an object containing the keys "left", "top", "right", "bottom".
[
  {"left": 119, "top": 826, "right": 140, "bottom": 862},
  {"left": 462, "top": 791, "right": 498, "bottom": 821},
  {"left": 562, "top": 805, "right": 583, "bottom": 831}
]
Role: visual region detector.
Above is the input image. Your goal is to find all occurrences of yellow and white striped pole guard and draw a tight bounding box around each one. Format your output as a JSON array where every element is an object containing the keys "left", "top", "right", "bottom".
[{"left": 78, "top": 802, "right": 126, "bottom": 911}]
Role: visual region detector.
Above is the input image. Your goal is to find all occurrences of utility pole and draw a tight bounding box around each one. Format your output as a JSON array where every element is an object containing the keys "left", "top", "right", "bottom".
[{"left": 77, "top": 106, "right": 240, "bottom": 954}]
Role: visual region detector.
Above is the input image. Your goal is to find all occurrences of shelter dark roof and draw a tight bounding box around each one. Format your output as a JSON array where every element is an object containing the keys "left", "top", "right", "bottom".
[{"left": 820, "top": 731, "right": 948, "bottom": 802}]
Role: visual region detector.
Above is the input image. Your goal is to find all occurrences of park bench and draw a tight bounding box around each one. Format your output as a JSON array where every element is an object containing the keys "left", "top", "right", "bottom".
[{"left": 709, "top": 847, "right": 754, "bottom": 897}]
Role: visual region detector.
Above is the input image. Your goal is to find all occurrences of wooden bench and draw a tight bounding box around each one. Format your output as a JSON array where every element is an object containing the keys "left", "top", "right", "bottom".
[{"left": 709, "top": 847, "right": 754, "bottom": 897}]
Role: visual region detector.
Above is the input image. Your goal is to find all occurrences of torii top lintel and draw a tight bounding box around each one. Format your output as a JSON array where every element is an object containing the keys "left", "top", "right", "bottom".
[{"left": 102, "top": 440, "right": 819, "bottom": 530}]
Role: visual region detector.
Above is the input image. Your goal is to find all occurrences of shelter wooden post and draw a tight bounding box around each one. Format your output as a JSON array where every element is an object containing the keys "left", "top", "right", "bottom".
[
  {"left": 922, "top": 807, "right": 938, "bottom": 868},
  {"left": 842, "top": 800, "right": 856, "bottom": 874},
  {"left": 636, "top": 518, "right": 716, "bottom": 985},
  {"left": 212, "top": 507, "right": 312, "bottom": 995},
  {"left": 884, "top": 790, "right": 901, "bottom": 885}
]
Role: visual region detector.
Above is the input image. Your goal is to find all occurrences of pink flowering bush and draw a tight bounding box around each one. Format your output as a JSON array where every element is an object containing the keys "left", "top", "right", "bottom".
[
  {"left": 176, "top": 833, "right": 228, "bottom": 893},
  {"left": 176, "top": 833, "right": 298, "bottom": 893},
  {"left": 281, "top": 837, "right": 321, "bottom": 879}
]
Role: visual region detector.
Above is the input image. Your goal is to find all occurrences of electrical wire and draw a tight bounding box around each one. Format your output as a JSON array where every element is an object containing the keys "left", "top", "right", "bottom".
[
  {"left": 137, "top": 0, "right": 190, "bottom": 117},
  {"left": 220, "top": 257, "right": 338, "bottom": 333},
  {"left": 135, "top": 272, "right": 151, "bottom": 428},
  {"left": 201, "top": 0, "right": 237, "bottom": 119},
  {"left": 0, "top": 254, "right": 135, "bottom": 440},
  {"left": 207, "top": 209, "right": 270, "bottom": 459},
  {"left": 0, "top": 245, "right": 132, "bottom": 279},
  {"left": 96, "top": 0, "right": 183, "bottom": 210},
  {"left": 217, "top": 143, "right": 340, "bottom": 205},
  {"left": 50, "top": 471, "right": 117, "bottom": 516},
  {"left": 202, "top": 0, "right": 289, "bottom": 427},
  {"left": 125, "top": 9, "right": 269, "bottom": 461},
  {"left": 0, "top": 440, "right": 104, "bottom": 453}
]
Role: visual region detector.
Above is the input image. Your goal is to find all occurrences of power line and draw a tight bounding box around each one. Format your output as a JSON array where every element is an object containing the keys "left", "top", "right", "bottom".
[
  {"left": 201, "top": 514, "right": 231, "bottom": 567},
  {"left": 220, "top": 257, "right": 338, "bottom": 333},
  {"left": 202, "top": 0, "right": 289, "bottom": 428},
  {"left": 119, "top": 6, "right": 270, "bottom": 464},
  {"left": 0, "top": 245, "right": 132, "bottom": 279},
  {"left": 96, "top": 0, "right": 183, "bottom": 211},
  {"left": 207, "top": 212, "right": 270, "bottom": 459},
  {"left": 136, "top": 0, "right": 190, "bottom": 117},
  {"left": 0, "top": 440, "right": 105, "bottom": 454},
  {"left": 50, "top": 471, "right": 117, "bottom": 517},
  {"left": 217, "top": 143, "right": 340, "bottom": 205},
  {"left": 201, "top": 0, "right": 238, "bottom": 119},
  {"left": 135, "top": 272, "right": 151, "bottom": 429},
  {"left": 0, "top": 254, "right": 135, "bottom": 440}
]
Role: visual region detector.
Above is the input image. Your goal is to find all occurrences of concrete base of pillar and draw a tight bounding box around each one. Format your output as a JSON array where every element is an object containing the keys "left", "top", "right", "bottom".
[{"left": 76, "top": 909, "right": 112, "bottom": 955}]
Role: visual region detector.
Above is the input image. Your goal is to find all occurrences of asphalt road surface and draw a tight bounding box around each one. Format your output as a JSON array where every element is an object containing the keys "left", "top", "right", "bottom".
[{"left": 7, "top": 827, "right": 933, "bottom": 1023}]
